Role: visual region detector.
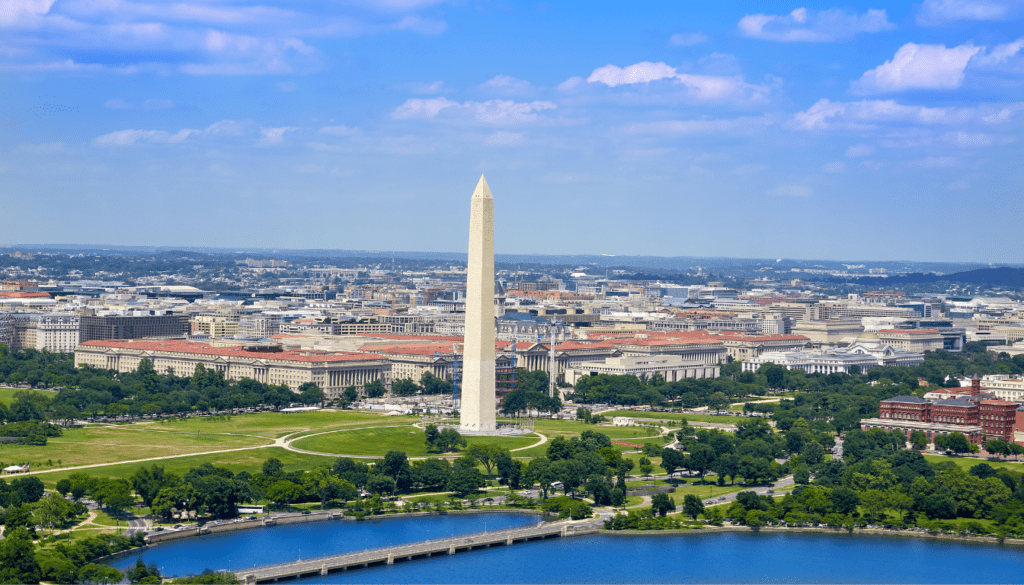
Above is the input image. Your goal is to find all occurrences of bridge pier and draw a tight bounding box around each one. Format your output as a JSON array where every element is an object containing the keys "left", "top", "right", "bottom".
[
  {"left": 387, "top": 554, "right": 394, "bottom": 565},
  {"left": 321, "top": 564, "right": 327, "bottom": 576},
  {"left": 449, "top": 544, "right": 456, "bottom": 555}
]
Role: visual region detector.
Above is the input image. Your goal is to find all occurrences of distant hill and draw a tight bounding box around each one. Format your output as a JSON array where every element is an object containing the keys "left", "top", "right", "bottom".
[{"left": 845, "top": 267, "right": 1024, "bottom": 288}]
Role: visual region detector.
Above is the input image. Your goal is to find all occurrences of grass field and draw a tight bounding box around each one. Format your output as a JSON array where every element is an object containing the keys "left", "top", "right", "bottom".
[
  {"left": 0, "top": 426, "right": 272, "bottom": 470},
  {"left": 150, "top": 410, "right": 406, "bottom": 439},
  {"left": 32, "top": 447, "right": 336, "bottom": 488},
  {"left": 603, "top": 410, "right": 741, "bottom": 425},
  {"left": 923, "top": 454, "right": 1024, "bottom": 472},
  {"left": 290, "top": 425, "right": 537, "bottom": 457},
  {"left": 531, "top": 419, "right": 666, "bottom": 440},
  {"left": 0, "top": 387, "right": 57, "bottom": 405}
]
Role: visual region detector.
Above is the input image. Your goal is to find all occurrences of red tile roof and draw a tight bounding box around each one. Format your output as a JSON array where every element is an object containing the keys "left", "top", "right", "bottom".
[
  {"left": 0, "top": 291, "right": 51, "bottom": 298},
  {"left": 78, "top": 339, "right": 385, "bottom": 363}
]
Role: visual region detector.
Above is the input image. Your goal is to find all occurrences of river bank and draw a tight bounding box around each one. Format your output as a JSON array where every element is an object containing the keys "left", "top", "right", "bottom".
[{"left": 606, "top": 523, "right": 1024, "bottom": 547}]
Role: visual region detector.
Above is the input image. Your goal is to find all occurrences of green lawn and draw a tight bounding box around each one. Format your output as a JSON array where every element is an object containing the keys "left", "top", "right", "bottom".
[
  {"left": 0, "top": 387, "right": 57, "bottom": 405},
  {"left": 0, "top": 426, "right": 272, "bottom": 470},
  {"left": 150, "top": 410, "right": 406, "bottom": 439},
  {"left": 923, "top": 454, "right": 1023, "bottom": 472},
  {"left": 531, "top": 419, "right": 666, "bottom": 440},
  {"left": 290, "top": 425, "right": 537, "bottom": 457},
  {"left": 34, "top": 447, "right": 337, "bottom": 488},
  {"left": 603, "top": 410, "right": 740, "bottom": 425}
]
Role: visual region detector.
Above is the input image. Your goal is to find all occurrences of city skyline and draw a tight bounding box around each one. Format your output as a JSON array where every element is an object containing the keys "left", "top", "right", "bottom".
[{"left": 2, "top": 0, "right": 1023, "bottom": 262}]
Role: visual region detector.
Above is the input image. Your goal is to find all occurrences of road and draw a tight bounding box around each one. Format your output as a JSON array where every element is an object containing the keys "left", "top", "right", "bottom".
[{"left": 701, "top": 475, "right": 796, "bottom": 507}]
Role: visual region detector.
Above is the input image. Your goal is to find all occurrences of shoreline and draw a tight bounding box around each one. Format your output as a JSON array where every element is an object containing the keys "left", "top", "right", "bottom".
[
  {"left": 142, "top": 507, "right": 552, "bottom": 545},
  {"left": 602, "top": 524, "right": 1024, "bottom": 547}
]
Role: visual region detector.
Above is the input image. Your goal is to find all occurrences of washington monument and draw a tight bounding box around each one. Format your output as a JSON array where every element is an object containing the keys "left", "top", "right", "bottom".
[{"left": 460, "top": 175, "right": 497, "bottom": 433}]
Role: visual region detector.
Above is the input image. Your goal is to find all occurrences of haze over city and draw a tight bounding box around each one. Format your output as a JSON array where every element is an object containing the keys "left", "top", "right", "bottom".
[{"left": 2, "top": 0, "right": 1023, "bottom": 262}]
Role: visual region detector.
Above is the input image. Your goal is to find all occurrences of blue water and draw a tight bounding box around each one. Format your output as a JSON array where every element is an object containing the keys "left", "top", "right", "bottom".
[
  {"left": 111, "top": 516, "right": 1024, "bottom": 583},
  {"left": 107, "top": 513, "right": 541, "bottom": 578}
]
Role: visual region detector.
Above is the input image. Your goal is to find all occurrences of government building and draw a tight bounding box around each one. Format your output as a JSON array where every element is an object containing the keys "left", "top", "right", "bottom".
[{"left": 74, "top": 338, "right": 390, "bottom": 399}]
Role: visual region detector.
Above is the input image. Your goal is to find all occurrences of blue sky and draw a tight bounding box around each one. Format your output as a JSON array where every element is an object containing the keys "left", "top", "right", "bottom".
[{"left": 1, "top": 0, "right": 1022, "bottom": 262}]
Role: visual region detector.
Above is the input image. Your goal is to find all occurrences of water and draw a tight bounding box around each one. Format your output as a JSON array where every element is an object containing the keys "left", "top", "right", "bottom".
[
  {"left": 110, "top": 516, "right": 1024, "bottom": 583},
  {"left": 106, "top": 513, "right": 541, "bottom": 578}
]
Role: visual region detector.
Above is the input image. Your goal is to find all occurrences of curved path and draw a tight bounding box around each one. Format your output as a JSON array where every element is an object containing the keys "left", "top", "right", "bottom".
[{"left": 511, "top": 431, "right": 547, "bottom": 453}]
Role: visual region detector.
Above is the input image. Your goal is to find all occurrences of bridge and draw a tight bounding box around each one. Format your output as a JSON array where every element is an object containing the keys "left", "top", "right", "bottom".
[{"left": 237, "top": 519, "right": 600, "bottom": 583}]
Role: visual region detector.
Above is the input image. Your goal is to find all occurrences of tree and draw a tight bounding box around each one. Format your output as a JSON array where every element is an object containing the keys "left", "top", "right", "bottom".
[
  {"left": 939, "top": 432, "right": 972, "bottom": 455},
  {"left": 380, "top": 451, "right": 411, "bottom": 491},
  {"left": 0, "top": 528, "right": 41, "bottom": 585},
  {"left": 525, "top": 458, "right": 555, "bottom": 499},
  {"left": 126, "top": 559, "right": 162, "bottom": 584},
  {"left": 661, "top": 448, "right": 683, "bottom": 478},
  {"left": 984, "top": 439, "right": 1009, "bottom": 458},
  {"left": 367, "top": 475, "right": 396, "bottom": 496},
  {"left": 363, "top": 380, "right": 386, "bottom": 398},
  {"left": 262, "top": 457, "right": 285, "bottom": 478},
  {"left": 651, "top": 493, "right": 675, "bottom": 517},
  {"left": 297, "top": 382, "right": 324, "bottom": 405},
  {"left": 78, "top": 563, "right": 124, "bottom": 584},
  {"left": 793, "top": 465, "right": 810, "bottom": 485},
  {"left": 689, "top": 444, "right": 717, "bottom": 483},
  {"left": 424, "top": 424, "right": 467, "bottom": 453},
  {"left": 131, "top": 464, "right": 174, "bottom": 508},
  {"left": 391, "top": 379, "right": 419, "bottom": 396},
  {"left": 465, "top": 444, "right": 505, "bottom": 476},
  {"left": 447, "top": 459, "right": 484, "bottom": 496},
  {"left": 682, "top": 494, "right": 705, "bottom": 520},
  {"left": 267, "top": 480, "right": 303, "bottom": 506},
  {"left": 342, "top": 386, "right": 359, "bottom": 405},
  {"left": 910, "top": 430, "right": 929, "bottom": 450},
  {"left": 303, "top": 466, "right": 343, "bottom": 508}
]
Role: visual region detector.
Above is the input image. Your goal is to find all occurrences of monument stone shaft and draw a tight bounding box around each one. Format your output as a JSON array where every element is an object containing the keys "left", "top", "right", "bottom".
[{"left": 460, "top": 175, "right": 497, "bottom": 432}]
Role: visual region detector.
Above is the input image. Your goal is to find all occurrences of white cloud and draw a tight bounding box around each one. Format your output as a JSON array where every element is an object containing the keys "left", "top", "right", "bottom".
[
  {"left": 738, "top": 7, "right": 894, "bottom": 42},
  {"left": 911, "top": 156, "right": 959, "bottom": 168},
  {"left": 392, "top": 97, "right": 459, "bottom": 119},
  {"left": 94, "top": 128, "right": 194, "bottom": 146},
  {"left": 822, "top": 162, "right": 846, "bottom": 173},
  {"left": 259, "top": 126, "right": 293, "bottom": 144},
  {"left": 92, "top": 118, "right": 257, "bottom": 146},
  {"left": 407, "top": 80, "right": 444, "bottom": 94},
  {"left": 845, "top": 144, "right": 874, "bottom": 157},
  {"left": 973, "top": 38, "right": 1024, "bottom": 66},
  {"left": 587, "top": 61, "right": 677, "bottom": 87},
  {"left": 393, "top": 15, "right": 446, "bottom": 34},
  {"left": 481, "top": 74, "right": 534, "bottom": 95},
  {"left": 104, "top": 97, "right": 172, "bottom": 109},
  {"left": 943, "top": 130, "right": 1015, "bottom": 147},
  {"left": 625, "top": 116, "right": 773, "bottom": 134},
  {"left": 587, "top": 61, "right": 775, "bottom": 102},
  {"left": 947, "top": 180, "right": 971, "bottom": 190},
  {"left": 0, "top": 0, "right": 55, "bottom": 26},
  {"left": 482, "top": 131, "right": 525, "bottom": 147},
  {"left": 1, "top": 0, "right": 447, "bottom": 75},
  {"left": 851, "top": 43, "right": 981, "bottom": 94},
  {"left": 318, "top": 125, "right": 354, "bottom": 136},
  {"left": 730, "top": 163, "right": 769, "bottom": 175},
  {"left": 669, "top": 32, "right": 707, "bottom": 46},
  {"left": 391, "top": 98, "right": 556, "bottom": 125},
  {"left": 790, "top": 98, "right": 974, "bottom": 130},
  {"left": 769, "top": 185, "right": 812, "bottom": 197},
  {"left": 556, "top": 76, "right": 585, "bottom": 92},
  {"left": 916, "top": 0, "right": 1022, "bottom": 25}
]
